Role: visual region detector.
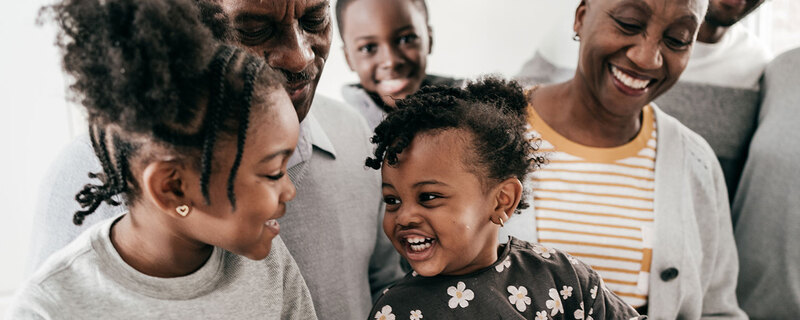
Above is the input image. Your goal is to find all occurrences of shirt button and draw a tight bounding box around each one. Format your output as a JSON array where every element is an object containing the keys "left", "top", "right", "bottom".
[{"left": 660, "top": 267, "right": 679, "bottom": 281}]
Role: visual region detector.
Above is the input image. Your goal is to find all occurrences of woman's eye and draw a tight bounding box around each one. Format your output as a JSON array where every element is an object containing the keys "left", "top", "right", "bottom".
[
  {"left": 614, "top": 18, "right": 643, "bottom": 34},
  {"left": 398, "top": 34, "right": 418, "bottom": 45},
  {"left": 358, "top": 44, "right": 377, "bottom": 54},
  {"left": 263, "top": 171, "right": 285, "bottom": 181},
  {"left": 664, "top": 37, "right": 691, "bottom": 50}
]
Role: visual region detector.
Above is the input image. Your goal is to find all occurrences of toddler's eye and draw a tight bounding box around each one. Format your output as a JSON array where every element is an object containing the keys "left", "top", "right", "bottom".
[
  {"left": 418, "top": 193, "right": 439, "bottom": 202},
  {"left": 383, "top": 196, "right": 401, "bottom": 206}
]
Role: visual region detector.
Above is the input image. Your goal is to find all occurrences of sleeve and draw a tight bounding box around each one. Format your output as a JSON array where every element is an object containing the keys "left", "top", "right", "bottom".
[
  {"left": 4, "top": 285, "right": 56, "bottom": 320},
  {"left": 26, "top": 135, "right": 126, "bottom": 274},
  {"left": 584, "top": 271, "right": 645, "bottom": 320},
  {"left": 274, "top": 237, "right": 318, "bottom": 320},
  {"left": 367, "top": 200, "right": 404, "bottom": 301},
  {"left": 699, "top": 160, "right": 748, "bottom": 319}
]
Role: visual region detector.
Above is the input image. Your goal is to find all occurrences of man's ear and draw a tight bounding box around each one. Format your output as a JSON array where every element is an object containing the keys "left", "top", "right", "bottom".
[
  {"left": 574, "top": 0, "right": 588, "bottom": 36},
  {"left": 141, "top": 160, "right": 190, "bottom": 216},
  {"left": 491, "top": 177, "right": 523, "bottom": 223},
  {"left": 343, "top": 44, "right": 355, "bottom": 72},
  {"left": 427, "top": 25, "right": 434, "bottom": 55}
]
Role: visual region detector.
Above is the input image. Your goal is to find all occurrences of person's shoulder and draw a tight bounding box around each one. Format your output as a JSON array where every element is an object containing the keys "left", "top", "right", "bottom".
[
  {"left": 651, "top": 103, "right": 717, "bottom": 163},
  {"left": 730, "top": 25, "right": 773, "bottom": 61},
  {"left": 310, "top": 94, "right": 372, "bottom": 138},
  {"left": 31, "top": 220, "right": 107, "bottom": 282}
]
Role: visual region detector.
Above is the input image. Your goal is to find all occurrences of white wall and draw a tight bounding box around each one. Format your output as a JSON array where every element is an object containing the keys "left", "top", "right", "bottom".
[{"left": 0, "top": 0, "right": 78, "bottom": 313}]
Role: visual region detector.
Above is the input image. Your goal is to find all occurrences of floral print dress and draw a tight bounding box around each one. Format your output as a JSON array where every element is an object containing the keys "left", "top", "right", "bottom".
[{"left": 369, "top": 237, "right": 645, "bottom": 320}]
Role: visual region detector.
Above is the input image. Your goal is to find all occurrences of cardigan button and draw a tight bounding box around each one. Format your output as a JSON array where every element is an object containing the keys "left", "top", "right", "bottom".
[{"left": 660, "top": 267, "right": 679, "bottom": 281}]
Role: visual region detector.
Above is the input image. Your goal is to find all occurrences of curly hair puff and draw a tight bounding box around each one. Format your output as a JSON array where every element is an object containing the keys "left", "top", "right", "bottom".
[
  {"left": 41, "top": 0, "right": 283, "bottom": 225},
  {"left": 366, "top": 77, "right": 545, "bottom": 213}
]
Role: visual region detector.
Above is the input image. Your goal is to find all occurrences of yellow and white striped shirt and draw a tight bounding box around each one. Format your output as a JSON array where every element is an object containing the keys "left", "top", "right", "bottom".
[{"left": 527, "top": 104, "right": 657, "bottom": 308}]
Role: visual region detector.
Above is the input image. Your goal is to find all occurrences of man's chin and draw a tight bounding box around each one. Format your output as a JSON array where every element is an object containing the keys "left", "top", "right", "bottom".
[{"left": 288, "top": 83, "right": 315, "bottom": 122}]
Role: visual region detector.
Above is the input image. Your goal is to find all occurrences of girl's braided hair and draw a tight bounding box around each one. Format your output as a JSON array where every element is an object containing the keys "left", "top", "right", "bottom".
[
  {"left": 366, "top": 77, "right": 545, "bottom": 213},
  {"left": 42, "top": 0, "right": 283, "bottom": 225}
]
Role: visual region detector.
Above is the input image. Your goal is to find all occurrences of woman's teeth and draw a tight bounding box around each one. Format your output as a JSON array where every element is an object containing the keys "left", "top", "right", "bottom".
[{"left": 611, "top": 65, "right": 650, "bottom": 90}]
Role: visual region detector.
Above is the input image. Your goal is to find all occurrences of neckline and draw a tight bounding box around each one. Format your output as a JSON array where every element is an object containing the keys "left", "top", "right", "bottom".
[
  {"left": 528, "top": 103, "right": 654, "bottom": 163},
  {"left": 92, "top": 214, "right": 226, "bottom": 300}
]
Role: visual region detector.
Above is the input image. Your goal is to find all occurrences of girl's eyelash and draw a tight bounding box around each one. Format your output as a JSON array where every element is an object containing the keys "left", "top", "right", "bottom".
[{"left": 264, "top": 172, "right": 285, "bottom": 181}]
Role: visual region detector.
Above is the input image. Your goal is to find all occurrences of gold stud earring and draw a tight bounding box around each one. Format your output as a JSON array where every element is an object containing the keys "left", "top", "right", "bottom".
[{"left": 176, "top": 204, "right": 191, "bottom": 217}]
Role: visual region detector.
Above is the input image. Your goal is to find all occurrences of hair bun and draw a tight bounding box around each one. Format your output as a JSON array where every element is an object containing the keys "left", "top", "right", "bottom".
[
  {"left": 46, "top": 0, "right": 216, "bottom": 133},
  {"left": 464, "top": 76, "right": 527, "bottom": 117}
]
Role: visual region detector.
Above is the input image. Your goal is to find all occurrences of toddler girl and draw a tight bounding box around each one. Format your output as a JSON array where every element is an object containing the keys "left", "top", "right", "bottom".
[
  {"left": 7, "top": 0, "right": 315, "bottom": 318},
  {"left": 365, "top": 78, "right": 644, "bottom": 319}
]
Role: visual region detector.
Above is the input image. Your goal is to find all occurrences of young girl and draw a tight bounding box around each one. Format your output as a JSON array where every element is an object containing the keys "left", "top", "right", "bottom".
[
  {"left": 7, "top": 0, "right": 316, "bottom": 318},
  {"left": 336, "top": 0, "right": 460, "bottom": 130},
  {"left": 365, "top": 78, "right": 644, "bottom": 319}
]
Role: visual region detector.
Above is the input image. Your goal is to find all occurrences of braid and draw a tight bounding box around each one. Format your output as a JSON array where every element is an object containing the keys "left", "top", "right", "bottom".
[
  {"left": 226, "top": 55, "right": 264, "bottom": 209},
  {"left": 199, "top": 46, "right": 239, "bottom": 203},
  {"left": 74, "top": 127, "right": 122, "bottom": 225}
]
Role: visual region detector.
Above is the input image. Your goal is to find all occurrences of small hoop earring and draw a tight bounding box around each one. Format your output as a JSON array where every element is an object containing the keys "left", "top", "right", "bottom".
[
  {"left": 176, "top": 205, "right": 191, "bottom": 217},
  {"left": 572, "top": 33, "right": 581, "bottom": 42}
]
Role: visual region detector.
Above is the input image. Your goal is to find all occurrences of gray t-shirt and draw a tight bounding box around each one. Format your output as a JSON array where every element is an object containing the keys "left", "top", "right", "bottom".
[{"left": 7, "top": 215, "right": 317, "bottom": 319}]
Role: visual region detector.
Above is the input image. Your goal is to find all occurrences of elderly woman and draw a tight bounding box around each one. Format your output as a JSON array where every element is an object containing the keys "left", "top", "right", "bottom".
[{"left": 503, "top": 0, "right": 747, "bottom": 318}]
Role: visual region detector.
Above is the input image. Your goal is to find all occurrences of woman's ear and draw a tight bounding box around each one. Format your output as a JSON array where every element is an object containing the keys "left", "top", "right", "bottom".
[
  {"left": 574, "top": 0, "right": 588, "bottom": 36},
  {"left": 141, "top": 160, "right": 190, "bottom": 217},
  {"left": 491, "top": 177, "right": 523, "bottom": 225}
]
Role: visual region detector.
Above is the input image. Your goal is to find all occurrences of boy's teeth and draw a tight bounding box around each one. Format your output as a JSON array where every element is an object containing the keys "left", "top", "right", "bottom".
[
  {"left": 407, "top": 237, "right": 432, "bottom": 244},
  {"left": 611, "top": 65, "right": 649, "bottom": 90}
]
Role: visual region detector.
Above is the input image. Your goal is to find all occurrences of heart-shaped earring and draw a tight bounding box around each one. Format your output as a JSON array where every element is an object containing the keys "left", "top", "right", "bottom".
[{"left": 176, "top": 205, "right": 191, "bottom": 217}]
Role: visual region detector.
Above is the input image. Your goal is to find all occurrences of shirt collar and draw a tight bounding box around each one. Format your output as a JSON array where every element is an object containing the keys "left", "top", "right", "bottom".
[{"left": 287, "top": 107, "right": 336, "bottom": 169}]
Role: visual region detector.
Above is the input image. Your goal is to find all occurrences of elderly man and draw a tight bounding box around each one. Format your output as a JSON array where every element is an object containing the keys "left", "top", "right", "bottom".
[{"left": 26, "top": 1, "right": 403, "bottom": 319}]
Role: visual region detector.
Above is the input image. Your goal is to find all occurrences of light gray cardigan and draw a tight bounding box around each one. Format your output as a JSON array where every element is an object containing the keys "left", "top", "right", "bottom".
[{"left": 502, "top": 104, "right": 747, "bottom": 319}]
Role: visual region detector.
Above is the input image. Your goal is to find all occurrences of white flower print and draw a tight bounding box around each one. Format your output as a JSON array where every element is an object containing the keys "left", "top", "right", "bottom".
[
  {"left": 374, "top": 305, "right": 395, "bottom": 320},
  {"left": 495, "top": 256, "right": 512, "bottom": 272},
  {"left": 560, "top": 285, "right": 573, "bottom": 300},
  {"left": 412, "top": 271, "right": 418, "bottom": 277},
  {"left": 536, "top": 310, "right": 548, "bottom": 320},
  {"left": 574, "top": 302, "right": 593, "bottom": 320},
  {"left": 409, "top": 310, "right": 423, "bottom": 320},
  {"left": 447, "top": 281, "right": 475, "bottom": 309},
  {"left": 533, "top": 244, "right": 556, "bottom": 259},
  {"left": 545, "top": 288, "right": 564, "bottom": 316},
  {"left": 507, "top": 286, "right": 532, "bottom": 312},
  {"left": 590, "top": 286, "right": 598, "bottom": 299}
]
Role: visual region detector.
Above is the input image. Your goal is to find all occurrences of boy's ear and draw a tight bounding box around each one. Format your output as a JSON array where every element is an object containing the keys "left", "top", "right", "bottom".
[
  {"left": 491, "top": 177, "right": 523, "bottom": 224},
  {"left": 141, "top": 160, "right": 191, "bottom": 217},
  {"left": 574, "top": 0, "right": 588, "bottom": 36},
  {"left": 427, "top": 25, "right": 434, "bottom": 55},
  {"left": 343, "top": 45, "right": 355, "bottom": 71}
]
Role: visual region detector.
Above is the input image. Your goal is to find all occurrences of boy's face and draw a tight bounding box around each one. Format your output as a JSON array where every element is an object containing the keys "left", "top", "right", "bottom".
[
  {"left": 381, "top": 130, "right": 500, "bottom": 277},
  {"left": 221, "top": 0, "right": 333, "bottom": 122},
  {"left": 341, "top": 0, "right": 431, "bottom": 108}
]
